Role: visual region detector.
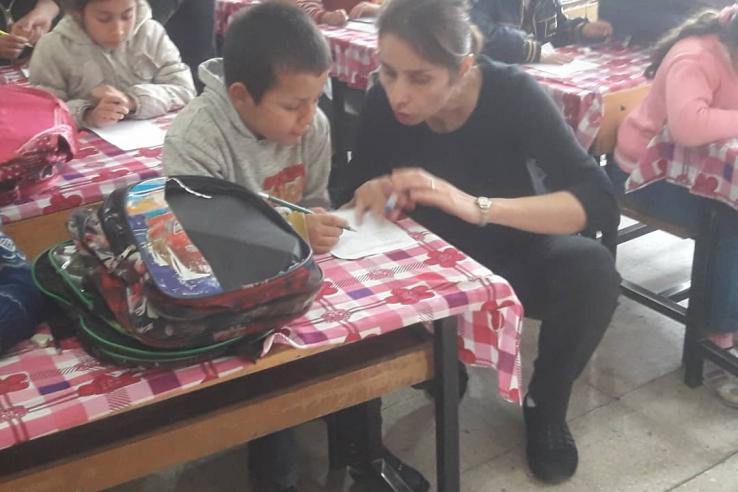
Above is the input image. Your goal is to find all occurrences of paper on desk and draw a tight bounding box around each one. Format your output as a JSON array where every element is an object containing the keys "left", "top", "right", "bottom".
[
  {"left": 330, "top": 209, "right": 417, "bottom": 260},
  {"left": 91, "top": 119, "right": 166, "bottom": 151},
  {"left": 345, "top": 20, "right": 377, "bottom": 33},
  {"left": 526, "top": 59, "right": 598, "bottom": 77}
]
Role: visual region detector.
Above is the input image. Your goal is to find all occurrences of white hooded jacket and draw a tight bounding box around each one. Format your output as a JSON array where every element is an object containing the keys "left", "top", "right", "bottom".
[{"left": 29, "top": 0, "right": 195, "bottom": 127}]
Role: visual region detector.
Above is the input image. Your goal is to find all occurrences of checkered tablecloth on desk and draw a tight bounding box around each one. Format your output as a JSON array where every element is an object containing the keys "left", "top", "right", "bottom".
[
  {"left": 0, "top": 218, "right": 523, "bottom": 450},
  {"left": 521, "top": 44, "right": 651, "bottom": 149},
  {"left": 626, "top": 129, "right": 738, "bottom": 212},
  {"left": 0, "top": 66, "right": 168, "bottom": 225}
]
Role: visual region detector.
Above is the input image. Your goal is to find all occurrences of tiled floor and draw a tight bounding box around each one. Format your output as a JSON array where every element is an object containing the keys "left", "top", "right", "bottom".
[{"left": 110, "top": 225, "right": 738, "bottom": 492}]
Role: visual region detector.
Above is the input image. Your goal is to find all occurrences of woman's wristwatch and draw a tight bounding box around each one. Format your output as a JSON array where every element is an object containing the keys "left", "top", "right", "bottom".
[{"left": 475, "top": 196, "right": 492, "bottom": 226}]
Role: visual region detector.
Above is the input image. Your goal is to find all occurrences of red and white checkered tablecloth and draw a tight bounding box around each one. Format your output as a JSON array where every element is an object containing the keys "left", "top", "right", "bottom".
[
  {"left": 214, "top": 0, "right": 259, "bottom": 38},
  {"left": 0, "top": 218, "right": 523, "bottom": 450},
  {"left": 521, "top": 44, "right": 651, "bottom": 149},
  {"left": 626, "top": 129, "right": 738, "bottom": 212},
  {"left": 0, "top": 66, "right": 167, "bottom": 225}
]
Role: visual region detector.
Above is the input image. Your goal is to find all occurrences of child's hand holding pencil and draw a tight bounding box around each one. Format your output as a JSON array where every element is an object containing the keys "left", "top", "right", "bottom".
[
  {"left": 0, "top": 29, "right": 33, "bottom": 61},
  {"left": 258, "top": 192, "right": 355, "bottom": 255}
]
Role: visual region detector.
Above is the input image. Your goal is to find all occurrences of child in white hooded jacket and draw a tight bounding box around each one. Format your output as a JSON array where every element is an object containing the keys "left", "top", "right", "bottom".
[{"left": 29, "top": 0, "right": 195, "bottom": 128}]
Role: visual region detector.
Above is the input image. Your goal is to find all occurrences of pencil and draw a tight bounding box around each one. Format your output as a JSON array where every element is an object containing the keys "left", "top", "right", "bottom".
[
  {"left": 0, "top": 29, "right": 34, "bottom": 48},
  {"left": 258, "top": 192, "right": 357, "bottom": 232}
]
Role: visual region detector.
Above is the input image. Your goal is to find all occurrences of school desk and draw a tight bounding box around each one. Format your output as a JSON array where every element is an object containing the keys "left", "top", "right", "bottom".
[
  {"left": 0, "top": 219, "right": 524, "bottom": 492},
  {"left": 611, "top": 129, "right": 738, "bottom": 390},
  {"left": 520, "top": 43, "right": 652, "bottom": 154},
  {"left": 0, "top": 66, "right": 167, "bottom": 259}
]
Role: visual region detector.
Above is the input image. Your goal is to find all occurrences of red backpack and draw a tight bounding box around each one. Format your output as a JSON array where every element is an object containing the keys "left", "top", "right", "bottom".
[{"left": 0, "top": 85, "right": 78, "bottom": 206}]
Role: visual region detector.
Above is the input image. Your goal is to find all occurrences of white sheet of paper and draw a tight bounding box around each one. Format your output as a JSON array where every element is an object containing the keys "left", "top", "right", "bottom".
[
  {"left": 345, "top": 20, "right": 377, "bottom": 33},
  {"left": 526, "top": 59, "right": 598, "bottom": 77},
  {"left": 91, "top": 119, "right": 166, "bottom": 151},
  {"left": 330, "top": 209, "right": 417, "bottom": 260},
  {"left": 20, "top": 67, "right": 29, "bottom": 78}
]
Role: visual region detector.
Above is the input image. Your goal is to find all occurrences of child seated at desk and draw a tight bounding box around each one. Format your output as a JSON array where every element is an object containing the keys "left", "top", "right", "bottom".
[
  {"left": 296, "top": 0, "right": 383, "bottom": 27},
  {"left": 0, "top": 0, "right": 60, "bottom": 64},
  {"left": 28, "top": 0, "right": 195, "bottom": 129},
  {"left": 470, "top": 0, "right": 613, "bottom": 64},
  {"left": 0, "top": 228, "right": 46, "bottom": 353},
  {"left": 614, "top": 5, "right": 738, "bottom": 408}
]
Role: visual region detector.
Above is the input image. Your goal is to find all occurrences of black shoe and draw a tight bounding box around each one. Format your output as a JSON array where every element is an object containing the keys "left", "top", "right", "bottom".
[
  {"left": 349, "top": 448, "right": 430, "bottom": 492},
  {"left": 523, "top": 397, "right": 578, "bottom": 484}
]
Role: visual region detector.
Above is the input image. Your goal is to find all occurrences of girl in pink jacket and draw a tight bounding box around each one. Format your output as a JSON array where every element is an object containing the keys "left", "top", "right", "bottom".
[{"left": 614, "top": 5, "right": 738, "bottom": 408}]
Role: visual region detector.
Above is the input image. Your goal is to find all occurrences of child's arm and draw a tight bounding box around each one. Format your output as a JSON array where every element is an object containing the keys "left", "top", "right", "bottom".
[
  {"left": 472, "top": 2, "right": 541, "bottom": 63},
  {"left": 300, "top": 110, "right": 332, "bottom": 209},
  {"left": 549, "top": 1, "right": 589, "bottom": 47},
  {"left": 296, "top": 0, "right": 348, "bottom": 26},
  {"left": 28, "top": 34, "right": 94, "bottom": 127},
  {"left": 665, "top": 58, "right": 738, "bottom": 146},
  {"left": 296, "top": 0, "right": 330, "bottom": 23},
  {"left": 125, "top": 22, "right": 196, "bottom": 120}
]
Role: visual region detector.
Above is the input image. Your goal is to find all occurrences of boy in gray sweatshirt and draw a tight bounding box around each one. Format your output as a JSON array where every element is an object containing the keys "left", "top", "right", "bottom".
[
  {"left": 163, "top": 4, "right": 347, "bottom": 491},
  {"left": 163, "top": 2, "right": 347, "bottom": 256}
]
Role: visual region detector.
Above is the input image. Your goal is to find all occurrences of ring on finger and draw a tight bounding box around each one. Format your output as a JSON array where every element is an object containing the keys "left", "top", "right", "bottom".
[{"left": 430, "top": 178, "right": 436, "bottom": 191}]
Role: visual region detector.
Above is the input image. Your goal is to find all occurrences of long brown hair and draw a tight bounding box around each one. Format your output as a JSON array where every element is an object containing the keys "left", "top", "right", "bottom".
[
  {"left": 377, "top": 0, "right": 483, "bottom": 71},
  {"left": 645, "top": 9, "right": 738, "bottom": 79}
]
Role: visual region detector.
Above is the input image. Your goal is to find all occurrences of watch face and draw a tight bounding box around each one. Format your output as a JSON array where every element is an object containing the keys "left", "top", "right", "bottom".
[{"left": 477, "top": 197, "right": 491, "bottom": 209}]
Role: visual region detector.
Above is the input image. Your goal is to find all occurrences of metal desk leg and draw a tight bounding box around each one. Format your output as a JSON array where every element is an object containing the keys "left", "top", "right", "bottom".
[
  {"left": 434, "top": 317, "right": 460, "bottom": 492},
  {"left": 683, "top": 202, "right": 718, "bottom": 387}
]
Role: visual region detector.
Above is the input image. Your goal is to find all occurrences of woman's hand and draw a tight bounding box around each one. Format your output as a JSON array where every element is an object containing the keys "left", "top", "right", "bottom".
[
  {"left": 352, "top": 175, "right": 402, "bottom": 222},
  {"left": 580, "top": 21, "right": 613, "bottom": 41},
  {"left": 389, "top": 168, "right": 478, "bottom": 224}
]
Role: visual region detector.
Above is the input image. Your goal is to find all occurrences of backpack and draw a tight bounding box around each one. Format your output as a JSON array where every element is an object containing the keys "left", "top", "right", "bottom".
[
  {"left": 35, "top": 175, "right": 323, "bottom": 365},
  {"left": 0, "top": 85, "right": 78, "bottom": 206}
]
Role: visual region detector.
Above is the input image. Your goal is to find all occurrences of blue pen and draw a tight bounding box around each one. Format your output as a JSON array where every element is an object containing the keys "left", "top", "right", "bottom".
[{"left": 384, "top": 193, "right": 398, "bottom": 215}]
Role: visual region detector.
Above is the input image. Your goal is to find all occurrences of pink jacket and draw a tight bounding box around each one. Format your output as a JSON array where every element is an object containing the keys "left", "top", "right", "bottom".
[{"left": 615, "top": 34, "right": 738, "bottom": 171}]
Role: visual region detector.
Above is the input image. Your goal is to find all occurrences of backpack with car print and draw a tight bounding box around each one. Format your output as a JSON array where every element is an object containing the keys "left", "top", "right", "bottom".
[{"left": 34, "top": 175, "right": 323, "bottom": 366}]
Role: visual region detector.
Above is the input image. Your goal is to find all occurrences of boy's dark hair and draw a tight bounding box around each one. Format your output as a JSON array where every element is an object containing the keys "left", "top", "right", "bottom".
[{"left": 223, "top": 1, "right": 332, "bottom": 103}]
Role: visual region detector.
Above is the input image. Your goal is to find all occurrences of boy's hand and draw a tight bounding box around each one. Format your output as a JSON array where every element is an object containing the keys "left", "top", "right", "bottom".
[
  {"left": 581, "top": 21, "right": 613, "bottom": 41},
  {"left": 539, "top": 51, "right": 574, "bottom": 65},
  {"left": 306, "top": 208, "right": 348, "bottom": 254},
  {"left": 0, "top": 33, "right": 29, "bottom": 60},
  {"left": 84, "top": 97, "right": 130, "bottom": 128},
  {"left": 323, "top": 9, "right": 348, "bottom": 26},
  {"left": 349, "top": 2, "right": 381, "bottom": 19}
]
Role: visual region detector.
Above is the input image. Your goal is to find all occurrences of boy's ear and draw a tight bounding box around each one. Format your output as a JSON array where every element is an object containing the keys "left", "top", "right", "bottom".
[{"left": 228, "top": 82, "right": 256, "bottom": 111}]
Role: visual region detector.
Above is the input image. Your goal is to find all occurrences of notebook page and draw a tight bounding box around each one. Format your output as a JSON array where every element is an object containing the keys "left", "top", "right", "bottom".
[{"left": 330, "top": 209, "right": 417, "bottom": 260}]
